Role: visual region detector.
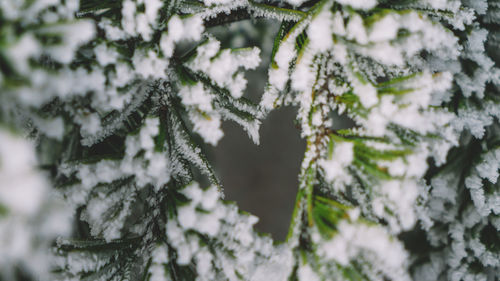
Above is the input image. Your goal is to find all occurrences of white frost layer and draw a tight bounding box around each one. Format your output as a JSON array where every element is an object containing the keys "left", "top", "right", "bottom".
[
  {"left": 0, "top": 129, "right": 71, "bottom": 280},
  {"left": 0, "top": 131, "right": 45, "bottom": 215},
  {"left": 335, "top": 0, "right": 377, "bottom": 10},
  {"left": 318, "top": 220, "right": 411, "bottom": 280},
  {"left": 187, "top": 37, "right": 260, "bottom": 99},
  {"left": 319, "top": 141, "right": 354, "bottom": 188},
  {"left": 180, "top": 83, "right": 224, "bottom": 145}
]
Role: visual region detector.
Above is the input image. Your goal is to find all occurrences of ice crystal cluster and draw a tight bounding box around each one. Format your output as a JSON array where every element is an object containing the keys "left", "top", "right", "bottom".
[{"left": 0, "top": 0, "right": 498, "bottom": 280}]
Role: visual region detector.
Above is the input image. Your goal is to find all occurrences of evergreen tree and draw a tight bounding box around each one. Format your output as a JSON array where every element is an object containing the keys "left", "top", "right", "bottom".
[{"left": 0, "top": 0, "right": 498, "bottom": 280}]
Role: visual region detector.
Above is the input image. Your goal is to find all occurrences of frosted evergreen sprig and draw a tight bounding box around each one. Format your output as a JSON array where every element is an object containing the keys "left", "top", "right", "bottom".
[
  {"left": 43, "top": 1, "right": 272, "bottom": 279},
  {"left": 411, "top": 0, "right": 500, "bottom": 279},
  {"left": 1, "top": 0, "right": 267, "bottom": 279},
  {"left": 263, "top": 0, "right": 458, "bottom": 231},
  {"left": 260, "top": 0, "right": 464, "bottom": 279}
]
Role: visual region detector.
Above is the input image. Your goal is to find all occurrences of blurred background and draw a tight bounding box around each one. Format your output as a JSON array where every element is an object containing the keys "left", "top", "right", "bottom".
[{"left": 212, "top": 107, "right": 304, "bottom": 241}]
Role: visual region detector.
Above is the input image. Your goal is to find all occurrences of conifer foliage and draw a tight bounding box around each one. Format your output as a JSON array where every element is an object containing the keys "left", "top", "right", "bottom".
[{"left": 0, "top": 0, "right": 498, "bottom": 280}]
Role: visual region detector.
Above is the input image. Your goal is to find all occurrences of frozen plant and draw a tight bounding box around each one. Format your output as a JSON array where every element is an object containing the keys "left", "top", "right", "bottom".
[{"left": 0, "top": 0, "right": 498, "bottom": 280}]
